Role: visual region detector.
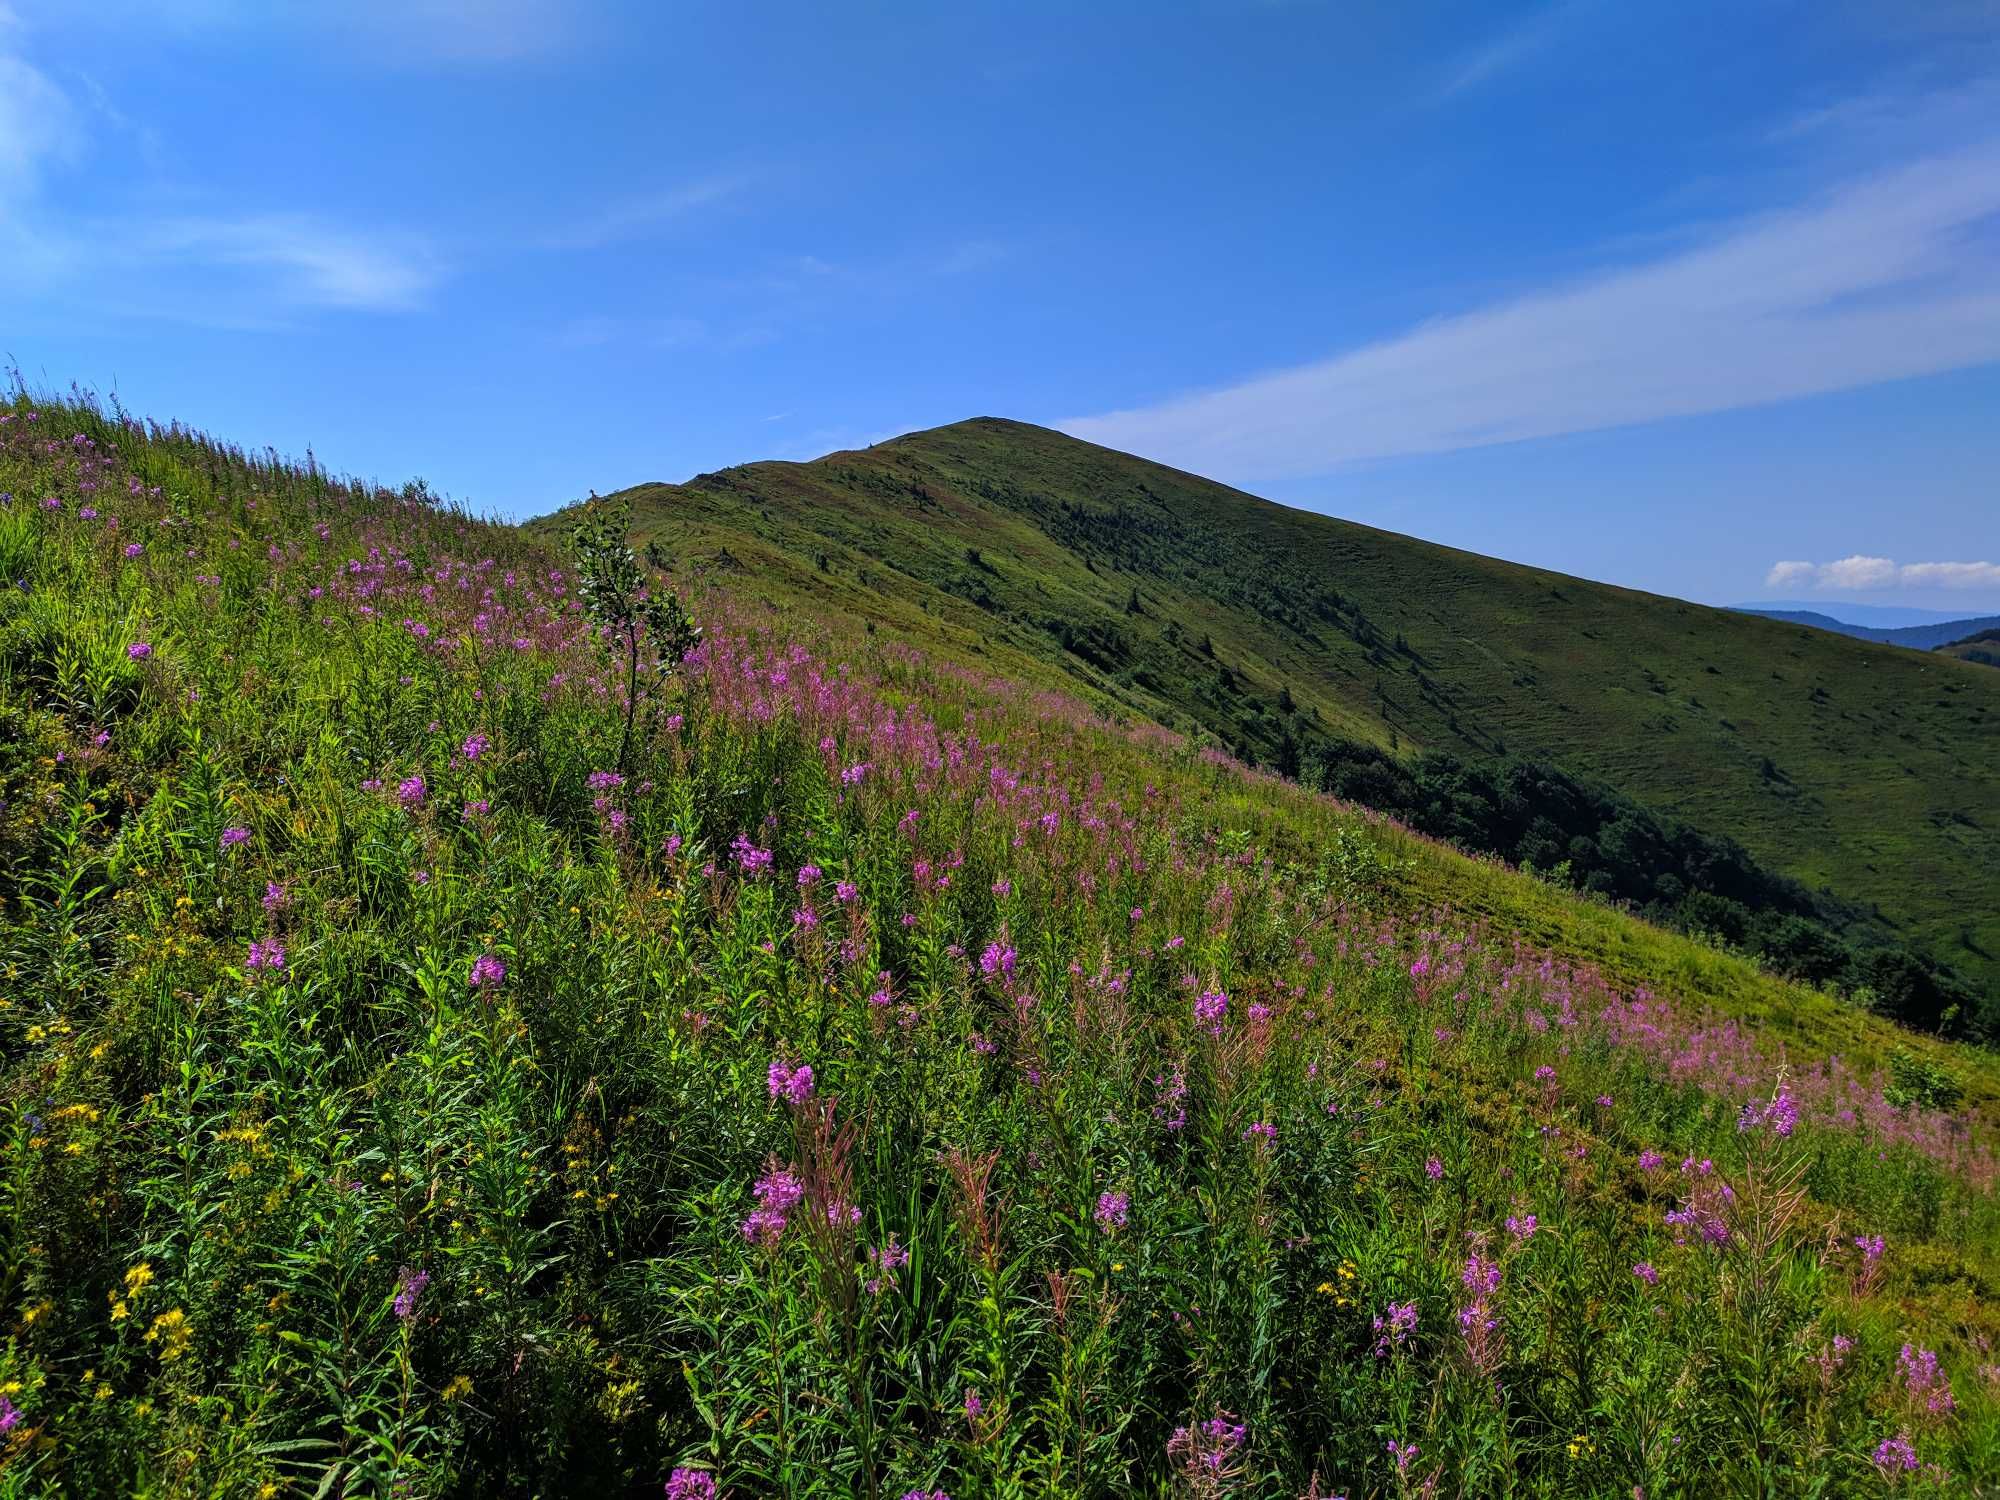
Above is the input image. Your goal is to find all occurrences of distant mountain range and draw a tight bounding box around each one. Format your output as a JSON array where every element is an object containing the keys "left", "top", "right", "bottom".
[
  {"left": 1731, "top": 607, "right": 2000, "bottom": 650},
  {"left": 1732, "top": 600, "right": 1983, "bottom": 628}
]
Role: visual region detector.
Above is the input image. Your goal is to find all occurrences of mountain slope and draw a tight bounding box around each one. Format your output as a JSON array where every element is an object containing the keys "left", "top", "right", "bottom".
[
  {"left": 1940, "top": 629, "right": 2000, "bottom": 670},
  {"left": 13, "top": 392, "right": 2000, "bottom": 1495},
  {"left": 577, "top": 417, "right": 2000, "bottom": 992}
]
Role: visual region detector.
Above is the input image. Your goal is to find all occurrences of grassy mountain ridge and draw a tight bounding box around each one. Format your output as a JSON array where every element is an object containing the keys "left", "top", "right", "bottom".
[{"left": 575, "top": 418, "right": 2000, "bottom": 995}]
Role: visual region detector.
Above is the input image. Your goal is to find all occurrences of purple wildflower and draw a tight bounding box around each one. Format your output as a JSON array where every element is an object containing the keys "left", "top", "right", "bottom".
[
  {"left": 1632, "top": 1262, "right": 1658, "bottom": 1286},
  {"left": 220, "top": 826, "right": 251, "bottom": 849},
  {"left": 664, "top": 1468, "right": 719, "bottom": 1500},
  {"left": 1372, "top": 1300, "right": 1418, "bottom": 1357},
  {"left": 1897, "top": 1344, "right": 1955, "bottom": 1417},
  {"left": 246, "top": 937, "right": 286, "bottom": 971},
  {"left": 1094, "top": 1189, "right": 1130, "bottom": 1233},
  {"left": 741, "top": 1167, "right": 805, "bottom": 1248},
  {"left": 397, "top": 775, "right": 426, "bottom": 807},
  {"left": 767, "top": 1059, "right": 815, "bottom": 1107},
  {"left": 1872, "top": 1432, "right": 1919, "bottom": 1476},
  {"left": 1425, "top": 1156, "right": 1444, "bottom": 1181},
  {"left": 1194, "top": 989, "right": 1228, "bottom": 1036},
  {"left": 461, "top": 732, "right": 490, "bottom": 760},
  {"left": 469, "top": 953, "right": 506, "bottom": 991},
  {"left": 126, "top": 641, "right": 152, "bottom": 660},
  {"left": 393, "top": 1267, "right": 429, "bottom": 1321}
]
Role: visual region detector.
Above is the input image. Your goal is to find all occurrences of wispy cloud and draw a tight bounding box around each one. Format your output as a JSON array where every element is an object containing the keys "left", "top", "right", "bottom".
[
  {"left": 542, "top": 175, "right": 752, "bottom": 252},
  {"left": 0, "top": 51, "right": 77, "bottom": 196},
  {"left": 141, "top": 215, "right": 443, "bottom": 312},
  {"left": 1430, "top": 3, "right": 1576, "bottom": 102},
  {"left": 1768, "top": 557, "right": 2000, "bottom": 591},
  {"left": 0, "top": 22, "right": 440, "bottom": 323},
  {"left": 27, "top": 0, "right": 592, "bottom": 67},
  {"left": 1061, "top": 141, "right": 2000, "bottom": 483}
]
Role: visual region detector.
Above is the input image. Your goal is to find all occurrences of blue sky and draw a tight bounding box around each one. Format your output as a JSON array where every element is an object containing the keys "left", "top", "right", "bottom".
[{"left": 4, "top": 0, "right": 1998, "bottom": 612}]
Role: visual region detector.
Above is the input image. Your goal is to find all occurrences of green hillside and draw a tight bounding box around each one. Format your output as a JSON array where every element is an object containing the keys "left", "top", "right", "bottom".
[
  {"left": 579, "top": 418, "right": 2000, "bottom": 998},
  {"left": 9, "top": 392, "right": 2000, "bottom": 1495},
  {"left": 1938, "top": 630, "right": 2000, "bottom": 670}
]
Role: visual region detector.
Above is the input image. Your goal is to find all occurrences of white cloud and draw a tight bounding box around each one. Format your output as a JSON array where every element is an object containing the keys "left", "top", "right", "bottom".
[
  {"left": 142, "top": 215, "right": 443, "bottom": 311},
  {"left": 1060, "top": 142, "right": 2000, "bottom": 483},
  {"left": 1766, "top": 557, "right": 2000, "bottom": 591}
]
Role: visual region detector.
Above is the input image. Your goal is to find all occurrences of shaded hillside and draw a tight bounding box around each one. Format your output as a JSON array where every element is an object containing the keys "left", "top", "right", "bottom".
[
  {"left": 572, "top": 418, "right": 2000, "bottom": 992},
  {"left": 1939, "top": 629, "right": 2000, "bottom": 670}
]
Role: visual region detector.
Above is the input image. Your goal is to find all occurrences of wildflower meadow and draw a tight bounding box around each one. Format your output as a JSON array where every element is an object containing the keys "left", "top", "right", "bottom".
[{"left": 1, "top": 389, "right": 1996, "bottom": 1496}]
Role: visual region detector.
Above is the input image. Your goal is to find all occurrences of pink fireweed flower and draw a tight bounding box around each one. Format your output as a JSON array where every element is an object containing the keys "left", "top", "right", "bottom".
[
  {"left": 397, "top": 775, "right": 426, "bottom": 807},
  {"left": 1897, "top": 1344, "right": 1956, "bottom": 1417},
  {"left": 392, "top": 1267, "right": 429, "bottom": 1321},
  {"left": 219, "top": 826, "right": 250, "bottom": 849},
  {"left": 1814, "top": 1334, "right": 1853, "bottom": 1386},
  {"left": 962, "top": 1389, "right": 983, "bottom": 1422},
  {"left": 664, "top": 1470, "right": 719, "bottom": 1500},
  {"left": 1854, "top": 1234, "right": 1886, "bottom": 1297},
  {"left": 741, "top": 1166, "right": 805, "bottom": 1249},
  {"left": 1372, "top": 1300, "right": 1418, "bottom": 1357},
  {"left": 1386, "top": 1439, "right": 1419, "bottom": 1478},
  {"left": 991, "top": 878, "right": 1012, "bottom": 897},
  {"left": 1632, "top": 1262, "right": 1658, "bottom": 1286},
  {"left": 1533, "top": 1065, "right": 1556, "bottom": 1083},
  {"left": 767, "top": 1059, "right": 814, "bottom": 1107},
  {"left": 731, "top": 833, "right": 773, "bottom": 876},
  {"left": 864, "top": 1236, "right": 910, "bottom": 1295},
  {"left": 262, "top": 881, "right": 289, "bottom": 913},
  {"left": 1194, "top": 989, "right": 1229, "bottom": 1036},
  {"left": 979, "top": 942, "right": 1017, "bottom": 982},
  {"left": 123, "top": 542, "right": 144, "bottom": 558},
  {"left": 1425, "top": 1157, "right": 1445, "bottom": 1181},
  {"left": 0, "top": 1395, "right": 18, "bottom": 1433},
  {"left": 1243, "top": 1121, "right": 1276, "bottom": 1145},
  {"left": 797, "top": 864, "right": 822, "bottom": 888},
  {"left": 1167, "top": 1414, "right": 1248, "bottom": 1487},
  {"left": 461, "top": 732, "right": 489, "bottom": 760},
  {"left": 1638, "top": 1149, "right": 1665, "bottom": 1172},
  {"left": 246, "top": 937, "right": 286, "bottom": 971},
  {"left": 126, "top": 641, "right": 152, "bottom": 660},
  {"left": 1872, "top": 1432, "right": 1919, "bottom": 1476},
  {"left": 1094, "top": 1190, "right": 1130, "bottom": 1233},
  {"left": 469, "top": 953, "right": 506, "bottom": 991},
  {"left": 1505, "top": 1213, "right": 1538, "bottom": 1243}
]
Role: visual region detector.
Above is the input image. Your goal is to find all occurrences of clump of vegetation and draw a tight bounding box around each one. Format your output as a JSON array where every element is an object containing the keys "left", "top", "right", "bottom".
[
  {"left": 1300, "top": 741, "right": 1987, "bottom": 1038},
  {"left": 3, "top": 392, "right": 1997, "bottom": 1496}
]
